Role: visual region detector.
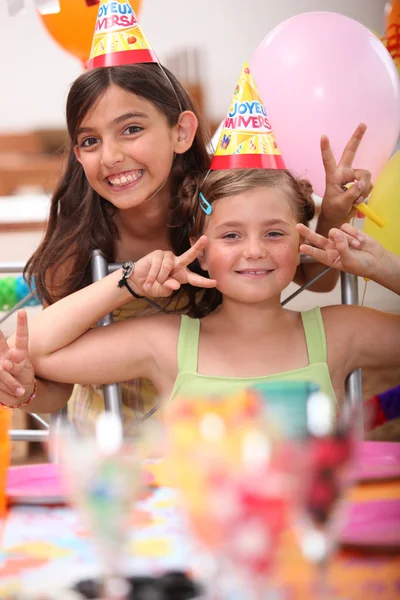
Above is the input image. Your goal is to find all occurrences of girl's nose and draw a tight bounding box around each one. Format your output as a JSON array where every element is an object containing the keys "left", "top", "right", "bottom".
[
  {"left": 243, "top": 238, "right": 267, "bottom": 260},
  {"left": 100, "top": 139, "right": 124, "bottom": 168}
]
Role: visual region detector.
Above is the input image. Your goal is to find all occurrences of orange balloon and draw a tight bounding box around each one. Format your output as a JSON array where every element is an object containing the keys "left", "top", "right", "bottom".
[
  {"left": 385, "top": 0, "right": 400, "bottom": 72},
  {"left": 39, "top": 0, "right": 142, "bottom": 63}
]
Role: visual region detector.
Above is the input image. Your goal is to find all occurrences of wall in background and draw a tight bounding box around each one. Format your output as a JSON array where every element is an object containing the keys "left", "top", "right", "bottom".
[{"left": 0, "top": 0, "right": 386, "bottom": 131}]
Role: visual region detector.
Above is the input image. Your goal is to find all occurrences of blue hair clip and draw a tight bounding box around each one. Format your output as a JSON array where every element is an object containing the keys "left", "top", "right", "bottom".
[{"left": 199, "top": 192, "right": 213, "bottom": 215}]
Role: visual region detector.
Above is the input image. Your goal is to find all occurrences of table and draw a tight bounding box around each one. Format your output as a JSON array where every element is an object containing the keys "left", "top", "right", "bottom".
[{"left": 0, "top": 469, "right": 399, "bottom": 599}]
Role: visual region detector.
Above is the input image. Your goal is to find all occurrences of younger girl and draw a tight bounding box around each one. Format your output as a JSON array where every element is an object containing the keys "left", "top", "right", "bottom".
[{"left": 4, "top": 169, "right": 399, "bottom": 410}]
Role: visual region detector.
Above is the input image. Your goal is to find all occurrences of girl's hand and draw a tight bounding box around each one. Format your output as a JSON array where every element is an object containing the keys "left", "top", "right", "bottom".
[
  {"left": 320, "top": 123, "right": 373, "bottom": 222},
  {"left": 297, "top": 222, "right": 385, "bottom": 279},
  {"left": 0, "top": 310, "right": 35, "bottom": 406},
  {"left": 131, "top": 236, "right": 217, "bottom": 297}
]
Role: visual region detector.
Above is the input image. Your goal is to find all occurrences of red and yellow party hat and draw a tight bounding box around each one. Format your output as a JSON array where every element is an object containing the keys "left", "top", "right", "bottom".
[
  {"left": 210, "top": 62, "right": 285, "bottom": 171},
  {"left": 87, "top": 0, "right": 157, "bottom": 70}
]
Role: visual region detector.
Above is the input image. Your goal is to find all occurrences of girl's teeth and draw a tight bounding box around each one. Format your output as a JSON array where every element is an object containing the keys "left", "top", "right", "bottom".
[{"left": 108, "top": 170, "right": 143, "bottom": 186}]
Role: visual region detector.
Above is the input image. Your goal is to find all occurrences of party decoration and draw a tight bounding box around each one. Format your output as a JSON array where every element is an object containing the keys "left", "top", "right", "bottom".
[
  {"left": 210, "top": 62, "right": 285, "bottom": 171},
  {"left": 0, "top": 278, "right": 18, "bottom": 312},
  {"left": 343, "top": 182, "right": 385, "bottom": 228},
  {"left": 35, "top": 0, "right": 60, "bottom": 14},
  {"left": 88, "top": 0, "right": 155, "bottom": 69},
  {"left": 38, "top": 0, "right": 142, "bottom": 64},
  {"left": 384, "top": 0, "right": 400, "bottom": 73},
  {"left": 0, "top": 276, "right": 40, "bottom": 311},
  {"left": 0, "top": 408, "right": 11, "bottom": 519},
  {"left": 251, "top": 12, "right": 400, "bottom": 197},
  {"left": 363, "top": 151, "right": 400, "bottom": 256}
]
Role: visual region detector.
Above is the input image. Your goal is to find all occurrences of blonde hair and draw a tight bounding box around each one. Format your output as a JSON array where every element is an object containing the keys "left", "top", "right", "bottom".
[{"left": 176, "top": 168, "right": 315, "bottom": 239}]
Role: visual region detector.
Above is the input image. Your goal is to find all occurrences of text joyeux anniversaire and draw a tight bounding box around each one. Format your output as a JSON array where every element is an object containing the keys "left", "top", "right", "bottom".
[
  {"left": 224, "top": 101, "right": 272, "bottom": 131},
  {"left": 95, "top": 1, "right": 137, "bottom": 32}
]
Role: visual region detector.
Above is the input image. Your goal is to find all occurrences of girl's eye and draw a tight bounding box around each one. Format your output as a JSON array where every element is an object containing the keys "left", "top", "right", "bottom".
[
  {"left": 123, "top": 125, "right": 143, "bottom": 135},
  {"left": 266, "top": 231, "right": 284, "bottom": 238},
  {"left": 222, "top": 232, "right": 240, "bottom": 240},
  {"left": 80, "top": 137, "right": 98, "bottom": 148}
]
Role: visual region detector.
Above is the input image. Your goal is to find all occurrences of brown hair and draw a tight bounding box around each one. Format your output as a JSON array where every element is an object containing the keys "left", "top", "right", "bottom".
[
  {"left": 25, "top": 64, "right": 211, "bottom": 304},
  {"left": 172, "top": 168, "right": 315, "bottom": 317}
]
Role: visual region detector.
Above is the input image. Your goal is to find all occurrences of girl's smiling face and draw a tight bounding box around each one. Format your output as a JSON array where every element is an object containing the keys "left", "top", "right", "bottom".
[
  {"left": 197, "top": 186, "right": 301, "bottom": 304},
  {"left": 74, "top": 84, "right": 196, "bottom": 210}
]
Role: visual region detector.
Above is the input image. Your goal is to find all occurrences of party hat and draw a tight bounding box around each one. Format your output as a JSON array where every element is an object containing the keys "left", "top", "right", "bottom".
[
  {"left": 210, "top": 62, "right": 285, "bottom": 171},
  {"left": 87, "top": 0, "right": 157, "bottom": 70}
]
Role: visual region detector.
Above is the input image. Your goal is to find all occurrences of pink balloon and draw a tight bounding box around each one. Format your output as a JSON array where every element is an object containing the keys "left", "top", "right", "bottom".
[{"left": 251, "top": 12, "right": 400, "bottom": 196}]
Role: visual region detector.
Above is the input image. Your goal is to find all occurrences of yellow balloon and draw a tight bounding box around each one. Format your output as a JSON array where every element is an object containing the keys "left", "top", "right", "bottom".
[{"left": 363, "top": 150, "right": 400, "bottom": 256}]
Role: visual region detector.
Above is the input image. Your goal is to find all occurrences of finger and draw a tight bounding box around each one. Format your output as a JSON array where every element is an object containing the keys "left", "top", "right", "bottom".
[
  {"left": 186, "top": 272, "right": 218, "bottom": 288},
  {"left": 178, "top": 235, "right": 208, "bottom": 267},
  {"left": 144, "top": 253, "right": 164, "bottom": 288},
  {"left": 330, "top": 229, "right": 353, "bottom": 259},
  {"left": 299, "top": 244, "right": 335, "bottom": 266},
  {"left": 296, "top": 224, "right": 330, "bottom": 249},
  {"left": 338, "top": 123, "right": 367, "bottom": 168},
  {"left": 329, "top": 229, "right": 361, "bottom": 249},
  {"left": 320, "top": 135, "right": 337, "bottom": 179},
  {"left": 342, "top": 179, "right": 366, "bottom": 205},
  {"left": 0, "top": 329, "right": 10, "bottom": 355},
  {"left": 154, "top": 253, "right": 175, "bottom": 285},
  {"left": 3, "top": 359, "right": 27, "bottom": 379},
  {"left": 340, "top": 223, "right": 365, "bottom": 242},
  {"left": 0, "top": 367, "right": 26, "bottom": 397},
  {"left": 353, "top": 169, "right": 372, "bottom": 197},
  {"left": 12, "top": 310, "right": 29, "bottom": 362},
  {"left": 163, "top": 278, "right": 181, "bottom": 291}
]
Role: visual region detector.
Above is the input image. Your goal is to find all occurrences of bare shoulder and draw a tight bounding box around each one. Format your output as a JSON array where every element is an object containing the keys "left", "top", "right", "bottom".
[
  {"left": 137, "top": 313, "right": 182, "bottom": 384},
  {"left": 320, "top": 304, "right": 367, "bottom": 331},
  {"left": 320, "top": 304, "right": 400, "bottom": 373},
  {"left": 131, "top": 313, "right": 182, "bottom": 352},
  {"left": 125, "top": 312, "right": 181, "bottom": 336},
  {"left": 320, "top": 305, "right": 366, "bottom": 372},
  {"left": 320, "top": 304, "right": 390, "bottom": 336}
]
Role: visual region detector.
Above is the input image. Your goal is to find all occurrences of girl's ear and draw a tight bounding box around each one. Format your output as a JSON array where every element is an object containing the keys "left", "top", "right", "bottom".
[
  {"left": 175, "top": 111, "right": 198, "bottom": 154},
  {"left": 297, "top": 235, "right": 303, "bottom": 266},
  {"left": 189, "top": 236, "right": 207, "bottom": 271},
  {"left": 74, "top": 145, "right": 83, "bottom": 165}
]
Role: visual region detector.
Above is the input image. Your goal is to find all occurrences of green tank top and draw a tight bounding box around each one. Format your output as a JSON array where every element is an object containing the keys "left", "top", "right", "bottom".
[{"left": 169, "top": 307, "right": 337, "bottom": 406}]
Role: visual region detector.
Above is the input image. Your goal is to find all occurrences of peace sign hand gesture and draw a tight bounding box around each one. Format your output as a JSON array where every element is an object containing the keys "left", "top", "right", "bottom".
[
  {"left": 320, "top": 123, "right": 373, "bottom": 222},
  {"left": 297, "top": 222, "right": 384, "bottom": 279},
  {"left": 0, "top": 310, "right": 35, "bottom": 406},
  {"left": 130, "top": 236, "right": 217, "bottom": 298}
]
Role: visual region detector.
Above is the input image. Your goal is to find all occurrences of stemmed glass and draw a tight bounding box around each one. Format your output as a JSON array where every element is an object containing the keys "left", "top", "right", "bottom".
[
  {"left": 294, "top": 393, "right": 358, "bottom": 599},
  {"left": 50, "top": 413, "right": 144, "bottom": 600},
  {"left": 165, "top": 390, "right": 300, "bottom": 600}
]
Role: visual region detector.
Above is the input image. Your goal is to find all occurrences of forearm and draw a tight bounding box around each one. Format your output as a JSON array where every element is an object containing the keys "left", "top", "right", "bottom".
[
  {"left": 20, "top": 378, "right": 73, "bottom": 414},
  {"left": 29, "top": 269, "right": 133, "bottom": 357},
  {"left": 371, "top": 251, "right": 400, "bottom": 295}
]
